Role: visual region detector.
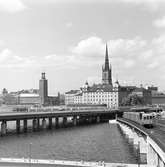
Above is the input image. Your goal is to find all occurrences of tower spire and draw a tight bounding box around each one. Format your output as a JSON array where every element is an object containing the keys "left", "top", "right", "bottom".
[
  {"left": 102, "top": 43, "right": 112, "bottom": 85},
  {"left": 104, "top": 43, "right": 109, "bottom": 71}
]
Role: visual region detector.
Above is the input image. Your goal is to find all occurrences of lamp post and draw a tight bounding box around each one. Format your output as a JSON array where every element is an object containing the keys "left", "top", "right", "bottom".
[
  {"left": 29, "top": 143, "right": 32, "bottom": 167},
  {"left": 138, "top": 141, "right": 140, "bottom": 167}
]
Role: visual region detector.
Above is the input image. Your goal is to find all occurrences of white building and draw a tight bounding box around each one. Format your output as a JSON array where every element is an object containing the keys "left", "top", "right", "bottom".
[
  {"left": 73, "top": 82, "right": 119, "bottom": 108},
  {"left": 65, "top": 90, "right": 80, "bottom": 105}
]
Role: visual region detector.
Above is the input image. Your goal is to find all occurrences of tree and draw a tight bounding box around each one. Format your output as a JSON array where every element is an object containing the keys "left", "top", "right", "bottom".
[{"left": 121, "top": 94, "right": 144, "bottom": 106}]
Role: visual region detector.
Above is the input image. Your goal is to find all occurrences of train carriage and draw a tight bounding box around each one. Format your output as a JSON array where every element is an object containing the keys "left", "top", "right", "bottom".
[{"left": 123, "top": 107, "right": 156, "bottom": 127}]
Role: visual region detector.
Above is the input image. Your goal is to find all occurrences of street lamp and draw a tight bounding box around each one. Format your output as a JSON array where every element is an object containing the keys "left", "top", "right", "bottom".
[
  {"left": 29, "top": 143, "right": 32, "bottom": 167},
  {"left": 138, "top": 141, "right": 140, "bottom": 167}
]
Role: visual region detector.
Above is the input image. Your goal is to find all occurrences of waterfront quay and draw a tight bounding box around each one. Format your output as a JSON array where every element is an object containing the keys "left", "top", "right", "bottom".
[
  {"left": 0, "top": 157, "right": 155, "bottom": 167},
  {"left": 0, "top": 108, "right": 122, "bottom": 135},
  {"left": 117, "top": 117, "right": 165, "bottom": 167}
]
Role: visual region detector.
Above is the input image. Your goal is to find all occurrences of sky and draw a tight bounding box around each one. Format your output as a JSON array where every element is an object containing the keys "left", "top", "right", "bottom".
[{"left": 0, "top": 0, "right": 165, "bottom": 95}]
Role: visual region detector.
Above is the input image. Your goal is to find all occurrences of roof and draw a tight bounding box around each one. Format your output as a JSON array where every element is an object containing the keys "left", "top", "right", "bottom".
[
  {"left": 75, "top": 93, "right": 83, "bottom": 96},
  {"left": 65, "top": 90, "right": 80, "bottom": 94},
  {"left": 85, "top": 84, "right": 114, "bottom": 92},
  {"left": 19, "top": 93, "right": 39, "bottom": 97}
]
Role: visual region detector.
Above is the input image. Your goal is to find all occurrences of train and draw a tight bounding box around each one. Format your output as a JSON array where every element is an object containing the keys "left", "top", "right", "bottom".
[{"left": 123, "top": 107, "right": 163, "bottom": 127}]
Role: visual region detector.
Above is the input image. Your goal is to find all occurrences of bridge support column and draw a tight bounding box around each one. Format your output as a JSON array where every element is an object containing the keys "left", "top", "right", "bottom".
[
  {"left": 23, "top": 119, "right": 27, "bottom": 132},
  {"left": 132, "top": 132, "right": 139, "bottom": 150},
  {"left": 73, "top": 116, "right": 77, "bottom": 126},
  {"left": 33, "top": 119, "right": 38, "bottom": 131},
  {"left": 55, "top": 117, "right": 59, "bottom": 128},
  {"left": 37, "top": 118, "right": 40, "bottom": 129},
  {"left": 127, "top": 128, "right": 134, "bottom": 144},
  {"left": 1, "top": 120, "right": 7, "bottom": 136},
  {"left": 138, "top": 137, "right": 147, "bottom": 164},
  {"left": 16, "top": 119, "right": 20, "bottom": 133},
  {"left": 96, "top": 116, "right": 100, "bottom": 123},
  {"left": 48, "top": 118, "right": 52, "bottom": 129},
  {"left": 63, "top": 117, "right": 67, "bottom": 127},
  {"left": 88, "top": 117, "right": 92, "bottom": 124},
  {"left": 42, "top": 118, "right": 47, "bottom": 129}
]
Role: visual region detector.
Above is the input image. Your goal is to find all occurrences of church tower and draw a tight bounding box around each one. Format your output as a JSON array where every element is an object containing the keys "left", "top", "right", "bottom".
[
  {"left": 102, "top": 44, "right": 112, "bottom": 85},
  {"left": 39, "top": 72, "right": 48, "bottom": 106}
]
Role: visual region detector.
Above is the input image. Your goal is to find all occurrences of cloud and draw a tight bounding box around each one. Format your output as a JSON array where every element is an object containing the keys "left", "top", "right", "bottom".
[
  {"left": 153, "top": 16, "right": 165, "bottom": 28},
  {"left": 0, "top": 0, "right": 26, "bottom": 13},
  {"left": 70, "top": 36, "right": 147, "bottom": 67},
  {"left": 1, "top": 34, "right": 165, "bottom": 88},
  {"left": 124, "top": 59, "right": 135, "bottom": 68},
  {"left": 40, "top": 0, "right": 165, "bottom": 11},
  {"left": 147, "top": 61, "right": 159, "bottom": 69},
  {"left": 71, "top": 36, "right": 105, "bottom": 58},
  {"left": 66, "top": 22, "right": 73, "bottom": 28},
  {"left": 0, "top": 48, "right": 35, "bottom": 68}
]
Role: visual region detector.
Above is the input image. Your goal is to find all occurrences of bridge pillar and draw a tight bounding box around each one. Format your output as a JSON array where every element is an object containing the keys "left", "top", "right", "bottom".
[
  {"left": 132, "top": 132, "right": 139, "bottom": 150},
  {"left": 1, "top": 120, "right": 7, "bottom": 136},
  {"left": 48, "top": 118, "right": 52, "bottom": 129},
  {"left": 37, "top": 118, "right": 40, "bottom": 129},
  {"left": 96, "top": 116, "right": 100, "bottom": 123},
  {"left": 42, "top": 118, "right": 47, "bottom": 129},
  {"left": 88, "top": 117, "right": 92, "bottom": 124},
  {"left": 55, "top": 117, "right": 59, "bottom": 128},
  {"left": 33, "top": 119, "right": 38, "bottom": 131},
  {"left": 73, "top": 116, "right": 77, "bottom": 126},
  {"left": 63, "top": 117, "right": 67, "bottom": 127},
  {"left": 138, "top": 136, "right": 147, "bottom": 164},
  {"left": 23, "top": 119, "right": 27, "bottom": 132},
  {"left": 16, "top": 119, "right": 21, "bottom": 133}
]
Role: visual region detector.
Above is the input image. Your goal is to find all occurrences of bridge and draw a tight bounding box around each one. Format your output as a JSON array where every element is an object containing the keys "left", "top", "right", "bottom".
[
  {"left": 117, "top": 117, "right": 165, "bottom": 167},
  {"left": 0, "top": 109, "right": 122, "bottom": 135}
]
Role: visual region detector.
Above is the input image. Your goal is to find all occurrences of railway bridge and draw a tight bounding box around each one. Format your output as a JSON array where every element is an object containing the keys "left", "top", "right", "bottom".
[
  {"left": 117, "top": 117, "right": 165, "bottom": 167},
  {"left": 0, "top": 109, "right": 122, "bottom": 135}
]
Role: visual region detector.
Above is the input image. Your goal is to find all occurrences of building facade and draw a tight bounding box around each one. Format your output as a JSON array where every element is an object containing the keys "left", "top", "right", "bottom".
[
  {"left": 18, "top": 93, "right": 40, "bottom": 105},
  {"left": 65, "top": 90, "right": 80, "bottom": 105},
  {"left": 74, "top": 83, "right": 119, "bottom": 108}
]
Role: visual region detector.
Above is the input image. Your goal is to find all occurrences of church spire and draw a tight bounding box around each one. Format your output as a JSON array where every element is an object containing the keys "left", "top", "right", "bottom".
[
  {"left": 104, "top": 43, "right": 109, "bottom": 71},
  {"left": 102, "top": 43, "right": 112, "bottom": 85}
]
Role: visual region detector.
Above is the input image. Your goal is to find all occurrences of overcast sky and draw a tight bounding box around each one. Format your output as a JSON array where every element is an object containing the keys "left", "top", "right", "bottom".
[{"left": 0, "top": 0, "right": 165, "bottom": 94}]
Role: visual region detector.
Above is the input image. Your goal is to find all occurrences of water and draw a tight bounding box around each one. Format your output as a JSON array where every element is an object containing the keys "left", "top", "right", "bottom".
[{"left": 0, "top": 122, "right": 137, "bottom": 164}]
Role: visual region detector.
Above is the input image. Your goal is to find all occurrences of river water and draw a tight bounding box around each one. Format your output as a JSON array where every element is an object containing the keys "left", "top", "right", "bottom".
[{"left": 0, "top": 122, "right": 138, "bottom": 164}]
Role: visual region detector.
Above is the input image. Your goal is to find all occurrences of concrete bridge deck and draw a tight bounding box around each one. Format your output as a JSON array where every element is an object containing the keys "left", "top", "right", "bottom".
[
  {"left": 0, "top": 158, "right": 155, "bottom": 167},
  {"left": 0, "top": 109, "right": 119, "bottom": 121}
]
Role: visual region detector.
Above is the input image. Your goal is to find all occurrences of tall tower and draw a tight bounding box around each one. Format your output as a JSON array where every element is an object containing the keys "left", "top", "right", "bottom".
[
  {"left": 102, "top": 44, "right": 112, "bottom": 85},
  {"left": 39, "top": 72, "right": 48, "bottom": 106}
]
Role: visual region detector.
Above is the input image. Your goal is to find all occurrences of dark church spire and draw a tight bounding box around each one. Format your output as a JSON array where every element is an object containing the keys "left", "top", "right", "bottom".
[
  {"left": 102, "top": 43, "right": 112, "bottom": 85},
  {"left": 104, "top": 43, "right": 109, "bottom": 70}
]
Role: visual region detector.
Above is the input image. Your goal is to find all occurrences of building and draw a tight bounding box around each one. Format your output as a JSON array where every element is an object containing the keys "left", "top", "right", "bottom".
[
  {"left": 152, "top": 94, "right": 165, "bottom": 105},
  {"left": 65, "top": 90, "right": 80, "bottom": 105},
  {"left": 102, "top": 44, "right": 112, "bottom": 85},
  {"left": 74, "top": 83, "right": 119, "bottom": 108},
  {"left": 39, "top": 72, "right": 48, "bottom": 106},
  {"left": 65, "top": 44, "right": 119, "bottom": 108},
  {"left": 1, "top": 73, "right": 60, "bottom": 106},
  {"left": 18, "top": 93, "right": 40, "bottom": 105},
  {"left": 148, "top": 86, "right": 165, "bottom": 105}
]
